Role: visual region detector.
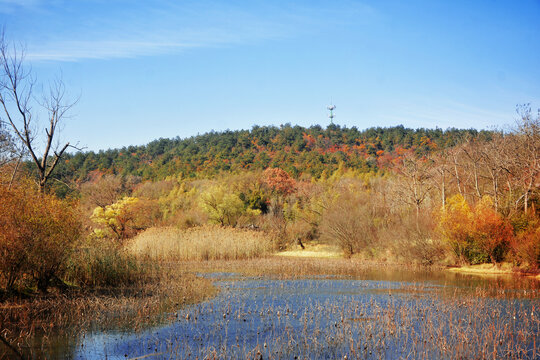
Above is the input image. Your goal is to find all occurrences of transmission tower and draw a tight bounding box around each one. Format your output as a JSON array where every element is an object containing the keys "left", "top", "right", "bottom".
[{"left": 327, "top": 103, "right": 336, "bottom": 124}]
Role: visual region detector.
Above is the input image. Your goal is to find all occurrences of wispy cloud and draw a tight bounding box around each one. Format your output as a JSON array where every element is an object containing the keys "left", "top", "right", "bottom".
[
  {"left": 27, "top": 41, "right": 199, "bottom": 61},
  {"left": 9, "top": 0, "right": 377, "bottom": 62},
  {"left": 0, "top": 0, "right": 41, "bottom": 13}
]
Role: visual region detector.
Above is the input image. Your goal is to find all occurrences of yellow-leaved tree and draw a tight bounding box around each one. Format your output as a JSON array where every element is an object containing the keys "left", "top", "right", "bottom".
[
  {"left": 92, "top": 197, "right": 161, "bottom": 241},
  {"left": 200, "top": 185, "right": 260, "bottom": 227},
  {"left": 438, "top": 194, "right": 475, "bottom": 264}
]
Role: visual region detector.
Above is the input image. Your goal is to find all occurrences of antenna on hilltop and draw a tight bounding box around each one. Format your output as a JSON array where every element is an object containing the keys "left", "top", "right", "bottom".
[{"left": 327, "top": 101, "right": 336, "bottom": 124}]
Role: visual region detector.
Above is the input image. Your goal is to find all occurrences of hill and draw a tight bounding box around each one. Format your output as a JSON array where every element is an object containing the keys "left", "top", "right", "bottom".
[{"left": 55, "top": 124, "right": 491, "bottom": 182}]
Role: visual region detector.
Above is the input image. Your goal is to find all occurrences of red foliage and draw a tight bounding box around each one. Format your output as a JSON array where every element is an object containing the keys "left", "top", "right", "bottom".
[{"left": 262, "top": 168, "right": 296, "bottom": 196}]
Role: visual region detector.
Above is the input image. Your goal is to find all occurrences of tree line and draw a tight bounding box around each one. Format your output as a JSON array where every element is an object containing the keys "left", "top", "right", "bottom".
[{"left": 48, "top": 124, "right": 489, "bottom": 191}]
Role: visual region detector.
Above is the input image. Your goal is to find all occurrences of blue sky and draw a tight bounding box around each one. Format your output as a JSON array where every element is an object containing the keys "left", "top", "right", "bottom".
[{"left": 1, "top": 0, "right": 539, "bottom": 151}]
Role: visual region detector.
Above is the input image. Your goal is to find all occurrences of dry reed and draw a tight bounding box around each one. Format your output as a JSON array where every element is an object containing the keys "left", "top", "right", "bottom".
[
  {"left": 0, "top": 266, "right": 215, "bottom": 359},
  {"left": 129, "top": 226, "right": 273, "bottom": 261}
]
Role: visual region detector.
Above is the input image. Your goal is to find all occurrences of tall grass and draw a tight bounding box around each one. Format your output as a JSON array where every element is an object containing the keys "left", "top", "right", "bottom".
[
  {"left": 66, "top": 238, "right": 149, "bottom": 288},
  {"left": 130, "top": 226, "right": 273, "bottom": 261}
]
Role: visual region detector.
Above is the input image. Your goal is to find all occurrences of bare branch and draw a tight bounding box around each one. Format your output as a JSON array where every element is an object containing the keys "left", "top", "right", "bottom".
[{"left": 0, "top": 30, "right": 77, "bottom": 192}]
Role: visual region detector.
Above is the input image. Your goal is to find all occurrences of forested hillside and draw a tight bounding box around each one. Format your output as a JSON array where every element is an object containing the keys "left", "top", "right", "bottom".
[{"left": 55, "top": 124, "right": 490, "bottom": 182}]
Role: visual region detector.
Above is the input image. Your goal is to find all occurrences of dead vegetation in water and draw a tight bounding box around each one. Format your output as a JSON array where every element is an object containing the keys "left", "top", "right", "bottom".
[
  {"left": 186, "top": 256, "right": 440, "bottom": 279},
  {"left": 0, "top": 265, "right": 215, "bottom": 359},
  {"left": 129, "top": 274, "right": 539, "bottom": 359}
]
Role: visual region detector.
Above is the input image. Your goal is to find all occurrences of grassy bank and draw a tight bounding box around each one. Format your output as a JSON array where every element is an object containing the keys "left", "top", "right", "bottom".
[
  {"left": 447, "top": 262, "right": 515, "bottom": 275},
  {"left": 274, "top": 241, "right": 343, "bottom": 258}
]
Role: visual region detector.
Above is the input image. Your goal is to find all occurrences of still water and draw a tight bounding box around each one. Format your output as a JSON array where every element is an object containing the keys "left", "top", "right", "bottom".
[{"left": 25, "top": 271, "right": 540, "bottom": 359}]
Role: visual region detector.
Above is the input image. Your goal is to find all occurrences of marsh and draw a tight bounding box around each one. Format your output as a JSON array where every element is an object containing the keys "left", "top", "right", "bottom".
[{"left": 27, "top": 262, "right": 539, "bottom": 359}]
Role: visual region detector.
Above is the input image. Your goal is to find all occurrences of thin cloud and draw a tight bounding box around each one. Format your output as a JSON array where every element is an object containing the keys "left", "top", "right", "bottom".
[
  {"left": 0, "top": 0, "right": 40, "bottom": 13},
  {"left": 30, "top": 40, "right": 200, "bottom": 62},
  {"left": 17, "top": 1, "right": 378, "bottom": 62}
]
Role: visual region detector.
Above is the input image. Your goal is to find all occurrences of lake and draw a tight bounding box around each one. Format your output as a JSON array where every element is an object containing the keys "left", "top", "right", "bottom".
[{"left": 25, "top": 270, "right": 540, "bottom": 359}]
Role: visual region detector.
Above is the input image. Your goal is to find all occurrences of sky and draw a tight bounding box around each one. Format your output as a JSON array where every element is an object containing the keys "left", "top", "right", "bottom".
[{"left": 1, "top": 0, "right": 539, "bottom": 152}]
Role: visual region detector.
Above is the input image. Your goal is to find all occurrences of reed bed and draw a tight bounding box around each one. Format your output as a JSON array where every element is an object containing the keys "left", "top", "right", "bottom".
[
  {"left": 0, "top": 266, "right": 215, "bottom": 359},
  {"left": 129, "top": 226, "right": 273, "bottom": 261}
]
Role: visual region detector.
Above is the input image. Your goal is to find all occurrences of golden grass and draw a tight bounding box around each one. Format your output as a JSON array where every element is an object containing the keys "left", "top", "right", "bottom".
[
  {"left": 129, "top": 226, "right": 273, "bottom": 261},
  {"left": 447, "top": 262, "right": 515, "bottom": 276},
  {"left": 274, "top": 241, "right": 343, "bottom": 258}
]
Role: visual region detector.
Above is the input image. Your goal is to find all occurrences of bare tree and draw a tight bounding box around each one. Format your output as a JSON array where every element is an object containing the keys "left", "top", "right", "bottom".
[
  {"left": 512, "top": 105, "right": 540, "bottom": 213},
  {"left": 429, "top": 150, "right": 451, "bottom": 209},
  {"left": 0, "top": 30, "right": 77, "bottom": 192},
  {"left": 478, "top": 133, "right": 513, "bottom": 213},
  {"left": 447, "top": 146, "right": 465, "bottom": 197},
  {"left": 392, "top": 152, "right": 434, "bottom": 231},
  {"left": 461, "top": 139, "right": 486, "bottom": 200}
]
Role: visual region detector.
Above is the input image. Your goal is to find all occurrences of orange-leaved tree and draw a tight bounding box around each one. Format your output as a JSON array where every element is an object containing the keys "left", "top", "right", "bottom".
[
  {"left": 509, "top": 212, "right": 540, "bottom": 269},
  {"left": 0, "top": 181, "right": 81, "bottom": 292},
  {"left": 471, "top": 196, "right": 514, "bottom": 263},
  {"left": 439, "top": 194, "right": 515, "bottom": 264}
]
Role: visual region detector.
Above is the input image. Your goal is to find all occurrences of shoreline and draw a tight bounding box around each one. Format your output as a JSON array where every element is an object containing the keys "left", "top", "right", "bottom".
[{"left": 446, "top": 263, "right": 540, "bottom": 279}]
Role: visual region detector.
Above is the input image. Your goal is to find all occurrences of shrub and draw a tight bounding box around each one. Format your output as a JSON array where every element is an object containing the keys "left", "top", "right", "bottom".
[
  {"left": 510, "top": 228, "right": 540, "bottom": 270},
  {"left": 91, "top": 197, "right": 161, "bottom": 242},
  {"left": 200, "top": 185, "right": 259, "bottom": 226},
  {"left": 471, "top": 196, "right": 514, "bottom": 263},
  {"left": 509, "top": 213, "right": 540, "bottom": 269},
  {"left": 439, "top": 195, "right": 515, "bottom": 265},
  {"left": 320, "top": 191, "right": 380, "bottom": 257},
  {"left": 389, "top": 210, "right": 446, "bottom": 266},
  {"left": 0, "top": 182, "right": 81, "bottom": 292},
  {"left": 438, "top": 194, "right": 475, "bottom": 263}
]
